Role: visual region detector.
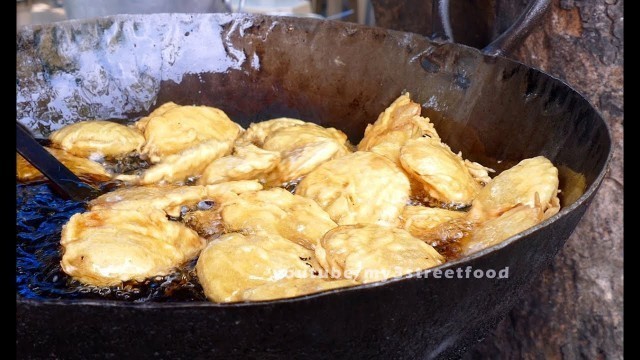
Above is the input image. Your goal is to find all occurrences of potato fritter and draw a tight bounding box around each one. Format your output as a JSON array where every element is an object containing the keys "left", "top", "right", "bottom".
[
  {"left": 61, "top": 208, "right": 205, "bottom": 286},
  {"left": 316, "top": 224, "right": 444, "bottom": 283},
  {"left": 49, "top": 120, "right": 145, "bottom": 158},
  {"left": 296, "top": 151, "right": 411, "bottom": 226},
  {"left": 196, "top": 232, "right": 320, "bottom": 303}
]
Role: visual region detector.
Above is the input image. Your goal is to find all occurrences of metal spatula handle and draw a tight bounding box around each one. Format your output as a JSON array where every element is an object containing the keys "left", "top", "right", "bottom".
[{"left": 16, "top": 122, "right": 100, "bottom": 202}]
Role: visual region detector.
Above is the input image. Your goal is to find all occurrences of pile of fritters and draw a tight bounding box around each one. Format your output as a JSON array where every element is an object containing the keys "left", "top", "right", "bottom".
[{"left": 17, "top": 94, "right": 560, "bottom": 302}]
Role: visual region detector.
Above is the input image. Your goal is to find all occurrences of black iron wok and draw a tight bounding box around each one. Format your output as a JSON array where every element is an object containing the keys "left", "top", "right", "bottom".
[{"left": 16, "top": 5, "right": 611, "bottom": 360}]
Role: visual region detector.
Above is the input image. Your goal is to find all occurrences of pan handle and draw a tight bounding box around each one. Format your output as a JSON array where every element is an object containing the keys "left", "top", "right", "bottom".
[
  {"left": 431, "top": 0, "right": 454, "bottom": 43},
  {"left": 430, "top": 0, "right": 551, "bottom": 57}
]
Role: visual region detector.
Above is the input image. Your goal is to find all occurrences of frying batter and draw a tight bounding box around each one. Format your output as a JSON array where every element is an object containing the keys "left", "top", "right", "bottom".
[
  {"left": 400, "top": 137, "right": 481, "bottom": 206},
  {"left": 316, "top": 224, "right": 445, "bottom": 283},
  {"left": 117, "top": 139, "right": 232, "bottom": 185},
  {"left": 17, "top": 147, "right": 111, "bottom": 183},
  {"left": 136, "top": 102, "right": 242, "bottom": 162},
  {"left": 36, "top": 95, "right": 563, "bottom": 302},
  {"left": 261, "top": 122, "right": 352, "bottom": 185},
  {"left": 61, "top": 208, "right": 205, "bottom": 286},
  {"left": 296, "top": 151, "right": 411, "bottom": 226},
  {"left": 198, "top": 145, "right": 280, "bottom": 185},
  {"left": 357, "top": 93, "right": 440, "bottom": 165},
  {"left": 468, "top": 156, "right": 560, "bottom": 220},
  {"left": 89, "top": 180, "right": 262, "bottom": 217},
  {"left": 235, "top": 117, "right": 307, "bottom": 147},
  {"left": 196, "top": 232, "right": 320, "bottom": 303},
  {"left": 49, "top": 120, "right": 145, "bottom": 158},
  {"left": 400, "top": 205, "right": 467, "bottom": 242},
  {"left": 219, "top": 187, "right": 338, "bottom": 249},
  {"left": 462, "top": 204, "right": 544, "bottom": 255}
]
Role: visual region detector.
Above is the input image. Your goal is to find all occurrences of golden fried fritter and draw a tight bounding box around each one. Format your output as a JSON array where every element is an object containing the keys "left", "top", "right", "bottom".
[
  {"left": 234, "top": 118, "right": 352, "bottom": 185},
  {"left": 401, "top": 205, "right": 466, "bottom": 238},
  {"left": 198, "top": 145, "right": 280, "bottom": 185},
  {"left": 462, "top": 205, "right": 543, "bottom": 255},
  {"left": 358, "top": 93, "right": 439, "bottom": 165},
  {"left": 196, "top": 232, "right": 320, "bottom": 303},
  {"left": 400, "top": 137, "right": 481, "bottom": 206},
  {"left": 400, "top": 205, "right": 475, "bottom": 248},
  {"left": 296, "top": 151, "right": 411, "bottom": 226},
  {"left": 90, "top": 180, "right": 262, "bottom": 217},
  {"left": 235, "top": 118, "right": 307, "bottom": 147},
  {"left": 16, "top": 148, "right": 111, "bottom": 183},
  {"left": 136, "top": 103, "right": 242, "bottom": 162},
  {"left": 61, "top": 208, "right": 205, "bottom": 286},
  {"left": 261, "top": 123, "right": 352, "bottom": 185},
  {"left": 90, "top": 184, "right": 206, "bottom": 217},
  {"left": 134, "top": 102, "right": 181, "bottom": 131},
  {"left": 118, "top": 139, "right": 232, "bottom": 185},
  {"left": 49, "top": 120, "right": 145, "bottom": 158},
  {"left": 469, "top": 156, "right": 560, "bottom": 220},
  {"left": 204, "top": 180, "right": 265, "bottom": 198},
  {"left": 219, "top": 188, "right": 337, "bottom": 249},
  {"left": 315, "top": 224, "right": 444, "bottom": 283},
  {"left": 178, "top": 181, "right": 266, "bottom": 238},
  {"left": 464, "top": 159, "right": 495, "bottom": 185}
]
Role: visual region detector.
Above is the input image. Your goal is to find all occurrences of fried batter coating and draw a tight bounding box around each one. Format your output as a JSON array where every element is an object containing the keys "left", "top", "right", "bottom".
[
  {"left": 90, "top": 184, "right": 207, "bottom": 217},
  {"left": 196, "top": 232, "right": 320, "bottom": 303},
  {"left": 204, "top": 180, "right": 265, "bottom": 197},
  {"left": 462, "top": 205, "right": 543, "bottom": 255},
  {"left": 400, "top": 137, "right": 481, "bottom": 206},
  {"left": 261, "top": 123, "right": 352, "bottom": 185},
  {"left": 117, "top": 139, "right": 232, "bottom": 185},
  {"left": 47, "top": 94, "right": 566, "bottom": 302},
  {"left": 358, "top": 93, "right": 440, "bottom": 165},
  {"left": 234, "top": 118, "right": 351, "bottom": 185},
  {"left": 17, "top": 148, "right": 111, "bottom": 183},
  {"left": 179, "top": 181, "right": 265, "bottom": 238},
  {"left": 240, "top": 278, "right": 358, "bottom": 301},
  {"left": 182, "top": 207, "right": 225, "bottom": 239},
  {"left": 235, "top": 118, "right": 307, "bottom": 147},
  {"left": 198, "top": 144, "right": 280, "bottom": 185},
  {"left": 89, "top": 180, "right": 262, "bottom": 217},
  {"left": 401, "top": 205, "right": 467, "bottom": 239},
  {"left": 61, "top": 208, "right": 205, "bottom": 286},
  {"left": 296, "top": 151, "right": 411, "bottom": 226},
  {"left": 49, "top": 120, "right": 145, "bottom": 158},
  {"left": 220, "top": 188, "right": 337, "bottom": 249},
  {"left": 136, "top": 103, "right": 242, "bottom": 162},
  {"left": 464, "top": 159, "right": 495, "bottom": 185},
  {"left": 316, "top": 224, "right": 444, "bottom": 283},
  {"left": 400, "top": 205, "right": 475, "bottom": 248},
  {"left": 134, "top": 102, "right": 181, "bottom": 131},
  {"left": 469, "top": 156, "right": 560, "bottom": 220}
]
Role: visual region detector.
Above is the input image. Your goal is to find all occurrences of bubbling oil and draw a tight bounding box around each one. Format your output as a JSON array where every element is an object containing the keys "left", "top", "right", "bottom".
[
  {"left": 17, "top": 165, "right": 467, "bottom": 302},
  {"left": 16, "top": 184, "right": 207, "bottom": 302}
]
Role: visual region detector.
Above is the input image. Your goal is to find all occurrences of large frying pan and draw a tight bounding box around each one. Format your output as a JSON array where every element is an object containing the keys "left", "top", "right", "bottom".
[{"left": 16, "top": 1, "right": 611, "bottom": 358}]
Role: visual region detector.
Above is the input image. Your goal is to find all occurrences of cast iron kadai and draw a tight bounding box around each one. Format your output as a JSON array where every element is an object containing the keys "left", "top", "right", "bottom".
[{"left": 16, "top": 0, "right": 611, "bottom": 358}]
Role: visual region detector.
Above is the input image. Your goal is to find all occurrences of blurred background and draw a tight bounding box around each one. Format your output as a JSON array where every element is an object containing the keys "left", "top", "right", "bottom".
[{"left": 16, "top": 0, "right": 376, "bottom": 28}]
